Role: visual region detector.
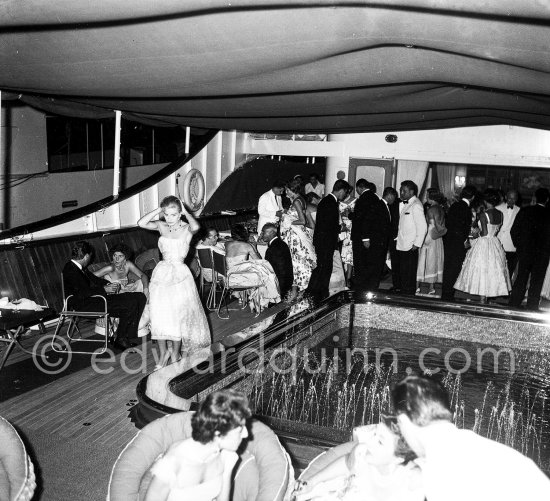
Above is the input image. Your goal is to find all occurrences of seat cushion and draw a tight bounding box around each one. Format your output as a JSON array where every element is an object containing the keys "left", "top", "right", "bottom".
[{"left": 0, "top": 416, "right": 36, "bottom": 501}]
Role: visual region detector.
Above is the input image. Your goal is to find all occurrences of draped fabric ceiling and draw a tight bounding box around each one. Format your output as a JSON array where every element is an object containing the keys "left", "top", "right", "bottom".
[{"left": 1, "top": 1, "right": 550, "bottom": 133}]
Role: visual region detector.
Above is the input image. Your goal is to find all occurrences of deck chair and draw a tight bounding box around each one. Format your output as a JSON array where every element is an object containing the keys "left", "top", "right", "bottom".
[
  {"left": 196, "top": 245, "right": 219, "bottom": 310},
  {"left": 211, "top": 249, "right": 260, "bottom": 320},
  {"left": 51, "top": 273, "right": 113, "bottom": 355}
]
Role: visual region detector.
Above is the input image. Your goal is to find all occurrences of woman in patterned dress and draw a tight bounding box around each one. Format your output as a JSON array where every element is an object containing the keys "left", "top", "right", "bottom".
[
  {"left": 339, "top": 186, "right": 356, "bottom": 287},
  {"left": 280, "top": 178, "right": 317, "bottom": 299}
]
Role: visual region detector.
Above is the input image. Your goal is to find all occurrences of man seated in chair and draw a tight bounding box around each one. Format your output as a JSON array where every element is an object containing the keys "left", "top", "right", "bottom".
[
  {"left": 261, "top": 223, "right": 293, "bottom": 301},
  {"left": 62, "top": 240, "right": 147, "bottom": 350}
]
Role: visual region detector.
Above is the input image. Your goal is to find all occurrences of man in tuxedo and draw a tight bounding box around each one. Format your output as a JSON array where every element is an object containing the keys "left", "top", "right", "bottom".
[
  {"left": 306, "top": 179, "right": 351, "bottom": 299},
  {"left": 396, "top": 180, "right": 427, "bottom": 295},
  {"left": 261, "top": 223, "right": 293, "bottom": 299},
  {"left": 496, "top": 189, "right": 520, "bottom": 278},
  {"left": 351, "top": 179, "right": 391, "bottom": 290},
  {"left": 257, "top": 180, "right": 285, "bottom": 232},
  {"left": 442, "top": 185, "right": 477, "bottom": 301},
  {"left": 382, "top": 187, "right": 401, "bottom": 291},
  {"left": 509, "top": 188, "right": 550, "bottom": 310},
  {"left": 62, "top": 241, "right": 147, "bottom": 349}
]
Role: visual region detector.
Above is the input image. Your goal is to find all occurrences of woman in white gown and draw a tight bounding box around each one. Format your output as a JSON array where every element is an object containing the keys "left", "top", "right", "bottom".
[
  {"left": 416, "top": 190, "right": 446, "bottom": 295},
  {"left": 454, "top": 189, "right": 511, "bottom": 301},
  {"left": 225, "top": 224, "right": 280, "bottom": 314},
  {"left": 138, "top": 196, "right": 211, "bottom": 369}
]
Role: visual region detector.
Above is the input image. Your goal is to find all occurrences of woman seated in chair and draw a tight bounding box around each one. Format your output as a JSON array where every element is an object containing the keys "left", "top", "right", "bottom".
[
  {"left": 93, "top": 243, "right": 150, "bottom": 298},
  {"left": 144, "top": 389, "right": 251, "bottom": 501},
  {"left": 225, "top": 224, "right": 280, "bottom": 314},
  {"left": 291, "top": 421, "right": 423, "bottom": 501},
  {"left": 93, "top": 243, "right": 150, "bottom": 336}
]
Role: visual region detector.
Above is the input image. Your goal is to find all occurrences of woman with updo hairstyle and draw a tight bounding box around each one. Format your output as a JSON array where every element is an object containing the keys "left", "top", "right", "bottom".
[
  {"left": 280, "top": 178, "right": 317, "bottom": 299},
  {"left": 145, "top": 389, "right": 251, "bottom": 501},
  {"left": 225, "top": 223, "right": 281, "bottom": 313},
  {"left": 416, "top": 189, "right": 447, "bottom": 295},
  {"left": 454, "top": 187, "right": 511, "bottom": 302}
]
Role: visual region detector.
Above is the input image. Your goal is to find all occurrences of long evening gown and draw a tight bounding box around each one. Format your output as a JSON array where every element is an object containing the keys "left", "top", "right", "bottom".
[
  {"left": 149, "top": 229, "right": 211, "bottom": 350},
  {"left": 280, "top": 206, "right": 317, "bottom": 290},
  {"left": 417, "top": 205, "right": 445, "bottom": 284},
  {"left": 454, "top": 213, "right": 511, "bottom": 297},
  {"left": 339, "top": 199, "right": 356, "bottom": 267},
  {"left": 226, "top": 254, "right": 281, "bottom": 308}
]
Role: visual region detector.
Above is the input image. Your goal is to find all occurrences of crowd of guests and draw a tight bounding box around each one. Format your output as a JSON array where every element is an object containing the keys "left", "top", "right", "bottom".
[{"left": 262, "top": 174, "right": 550, "bottom": 311}]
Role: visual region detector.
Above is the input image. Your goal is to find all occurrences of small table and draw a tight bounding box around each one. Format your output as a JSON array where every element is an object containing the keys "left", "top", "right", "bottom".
[{"left": 0, "top": 308, "right": 55, "bottom": 371}]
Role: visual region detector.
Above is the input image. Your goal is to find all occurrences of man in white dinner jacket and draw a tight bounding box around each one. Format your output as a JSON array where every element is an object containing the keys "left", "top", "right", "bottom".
[
  {"left": 257, "top": 180, "right": 285, "bottom": 233},
  {"left": 496, "top": 189, "right": 520, "bottom": 279},
  {"left": 396, "top": 180, "right": 427, "bottom": 295}
]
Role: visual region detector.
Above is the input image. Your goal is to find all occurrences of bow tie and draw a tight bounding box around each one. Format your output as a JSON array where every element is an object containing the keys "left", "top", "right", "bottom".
[
  {"left": 507, "top": 205, "right": 514, "bottom": 209},
  {"left": 402, "top": 200, "right": 409, "bottom": 204}
]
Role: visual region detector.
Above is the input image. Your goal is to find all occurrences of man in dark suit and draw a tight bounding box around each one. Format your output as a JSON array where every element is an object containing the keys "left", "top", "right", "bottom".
[
  {"left": 350, "top": 179, "right": 391, "bottom": 290},
  {"left": 306, "top": 179, "right": 351, "bottom": 299},
  {"left": 261, "top": 223, "right": 293, "bottom": 300},
  {"left": 509, "top": 188, "right": 550, "bottom": 310},
  {"left": 383, "top": 187, "right": 401, "bottom": 291},
  {"left": 62, "top": 240, "right": 147, "bottom": 349},
  {"left": 442, "top": 185, "right": 477, "bottom": 301}
]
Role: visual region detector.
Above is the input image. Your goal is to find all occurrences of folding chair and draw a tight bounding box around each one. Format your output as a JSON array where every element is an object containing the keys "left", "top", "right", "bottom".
[
  {"left": 211, "top": 250, "right": 260, "bottom": 320},
  {"left": 51, "top": 273, "right": 114, "bottom": 354},
  {"left": 196, "top": 245, "right": 219, "bottom": 310}
]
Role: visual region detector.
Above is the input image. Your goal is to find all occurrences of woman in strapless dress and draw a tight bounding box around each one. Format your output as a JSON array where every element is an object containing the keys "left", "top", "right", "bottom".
[{"left": 138, "top": 196, "right": 211, "bottom": 369}]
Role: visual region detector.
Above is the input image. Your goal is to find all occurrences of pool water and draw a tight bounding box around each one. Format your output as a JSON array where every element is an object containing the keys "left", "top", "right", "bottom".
[{"left": 246, "top": 327, "right": 550, "bottom": 471}]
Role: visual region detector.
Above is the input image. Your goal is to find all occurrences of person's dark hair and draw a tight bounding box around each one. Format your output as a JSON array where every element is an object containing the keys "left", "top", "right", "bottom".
[
  {"left": 309, "top": 173, "right": 319, "bottom": 181},
  {"left": 470, "top": 194, "right": 485, "bottom": 214},
  {"left": 109, "top": 242, "right": 133, "bottom": 261},
  {"left": 272, "top": 179, "right": 286, "bottom": 189},
  {"left": 261, "top": 222, "right": 277, "bottom": 233},
  {"left": 460, "top": 185, "right": 477, "bottom": 200},
  {"left": 427, "top": 189, "right": 446, "bottom": 206},
  {"left": 367, "top": 182, "right": 377, "bottom": 194},
  {"left": 356, "top": 178, "right": 369, "bottom": 190},
  {"left": 160, "top": 195, "right": 182, "bottom": 211},
  {"left": 305, "top": 192, "right": 321, "bottom": 204},
  {"left": 534, "top": 187, "right": 550, "bottom": 205},
  {"left": 333, "top": 179, "right": 350, "bottom": 193},
  {"left": 392, "top": 376, "right": 453, "bottom": 427},
  {"left": 400, "top": 180, "right": 418, "bottom": 196},
  {"left": 231, "top": 223, "right": 249, "bottom": 242},
  {"left": 287, "top": 178, "right": 302, "bottom": 194},
  {"left": 191, "top": 389, "right": 252, "bottom": 444},
  {"left": 382, "top": 186, "right": 398, "bottom": 198},
  {"left": 71, "top": 241, "right": 94, "bottom": 260},
  {"left": 483, "top": 188, "right": 500, "bottom": 207}
]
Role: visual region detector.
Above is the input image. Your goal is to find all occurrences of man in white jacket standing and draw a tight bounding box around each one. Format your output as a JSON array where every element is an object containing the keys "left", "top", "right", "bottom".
[
  {"left": 496, "top": 189, "right": 520, "bottom": 279},
  {"left": 257, "top": 180, "right": 285, "bottom": 233},
  {"left": 396, "top": 180, "right": 427, "bottom": 295}
]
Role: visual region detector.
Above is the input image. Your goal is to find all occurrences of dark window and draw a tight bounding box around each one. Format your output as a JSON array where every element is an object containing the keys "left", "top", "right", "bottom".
[{"left": 47, "top": 116, "right": 188, "bottom": 172}]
